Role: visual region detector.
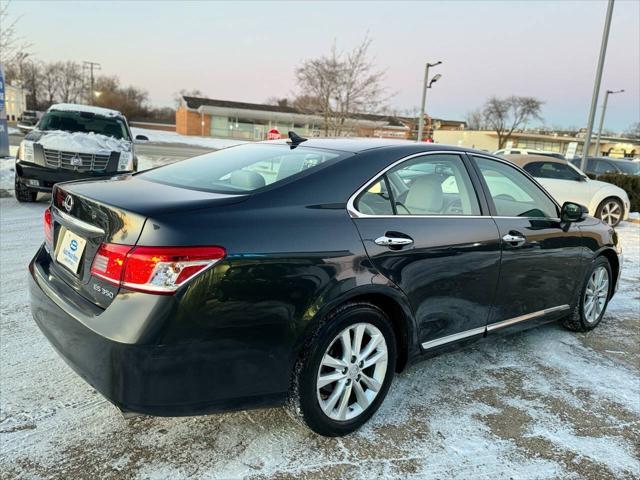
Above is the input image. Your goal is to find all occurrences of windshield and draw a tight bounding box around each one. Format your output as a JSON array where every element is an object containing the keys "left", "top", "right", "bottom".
[
  {"left": 38, "top": 110, "right": 130, "bottom": 140},
  {"left": 140, "top": 144, "right": 346, "bottom": 193},
  {"left": 615, "top": 161, "right": 640, "bottom": 175}
]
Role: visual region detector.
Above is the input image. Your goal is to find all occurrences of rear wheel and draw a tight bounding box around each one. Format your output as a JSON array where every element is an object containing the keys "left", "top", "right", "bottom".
[
  {"left": 596, "top": 198, "right": 624, "bottom": 227},
  {"left": 14, "top": 176, "right": 38, "bottom": 202},
  {"left": 288, "top": 302, "right": 396, "bottom": 436},
  {"left": 563, "top": 256, "right": 612, "bottom": 332}
]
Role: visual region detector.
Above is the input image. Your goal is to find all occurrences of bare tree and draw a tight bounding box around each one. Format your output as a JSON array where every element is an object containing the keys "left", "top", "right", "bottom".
[
  {"left": 58, "top": 61, "right": 84, "bottom": 103},
  {"left": 94, "top": 75, "right": 150, "bottom": 119},
  {"left": 0, "top": 1, "right": 31, "bottom": 65},
  {"left": 295, "top": 36, "right": 388, "bottom": 136},
  {"left": 623, "top": 122, "right": 640, "bottom": 140},
  {"left": 465, "top": 108, "right": 486, "bottom": 130},
  {"left": 482, "top": 96, "right": 543, "bottom": 148},
  {"left": 41, "top": 62, "right": 62, "bottom": 107},
  {"left": 174, "top": 88, "right": 204, "bottom": 108}
]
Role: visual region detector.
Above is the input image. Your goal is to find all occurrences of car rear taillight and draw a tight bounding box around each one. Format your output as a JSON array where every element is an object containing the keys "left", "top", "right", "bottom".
[
  {"left": 91, "top": 243, "right": 133, "bottom": 286},
  {"left": 90, "top": 244, "right": 225, "bottom": 294},
  {"left": 43, "top": 209, "right": 53, "bottom": 251}
]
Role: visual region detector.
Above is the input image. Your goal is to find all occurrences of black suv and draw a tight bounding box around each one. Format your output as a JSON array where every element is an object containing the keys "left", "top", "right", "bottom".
[{"left": 15, "top": 103, "right": 148, "bottom": 202}]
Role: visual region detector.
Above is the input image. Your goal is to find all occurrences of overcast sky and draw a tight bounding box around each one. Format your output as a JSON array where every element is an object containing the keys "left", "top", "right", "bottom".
[{"left": 10, "top": 0, "right": 640, "bottom": 131}]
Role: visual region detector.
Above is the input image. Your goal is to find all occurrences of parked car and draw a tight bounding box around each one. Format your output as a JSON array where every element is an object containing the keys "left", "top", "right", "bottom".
[
  {"left": 17, "top": 110, "right": 43, "bottom": 133},
  {"left": 30, "top": 138, "right": 622, "bottom": 436},
  {"left": 14, "top": 103, "right": 148, "bottom": 202},
  {"left": 506, "top": 154, "right": 630, "bottom": 226},
  {"left": 494, "top": 148, "right": 566, "bottom": 160},
  {"left": 570, "top": 156, "right": 640, "bottom": 177}
]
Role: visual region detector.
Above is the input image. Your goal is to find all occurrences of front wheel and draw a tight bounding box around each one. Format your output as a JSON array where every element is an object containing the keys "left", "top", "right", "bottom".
[
  {"left": 14, "top": 176, "right": 38, "bottom": 203},
  {"left": 596, "top": 198, "right": 624, "bottom": 227},
  {"left": 563, "top": 256, "right": 612, "bottom": 332},
  {"left": 288, "top": 302, "right": 396, "bottom": 436}
]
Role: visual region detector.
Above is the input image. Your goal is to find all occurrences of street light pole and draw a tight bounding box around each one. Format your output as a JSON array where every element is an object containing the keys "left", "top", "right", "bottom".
[
  {"left": 580, "top": 0, "right": 615, "bottom": 171},
  {"left": 594, "top": 89, "right": 624, "bottom": 156},
  {"left": 417, "top": 61, "right": 442, "bottom": 142}
]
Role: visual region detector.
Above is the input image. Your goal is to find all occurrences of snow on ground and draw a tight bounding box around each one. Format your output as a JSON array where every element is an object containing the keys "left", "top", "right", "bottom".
[
  {"left": 8, "top": 126, "right": 21, "bottom": 135},
  {"left": 0, "top": 199, "right": 638, "bottom": 478},
  {"left": 131, "top": 127, "right": 246, "bottom": 150}
]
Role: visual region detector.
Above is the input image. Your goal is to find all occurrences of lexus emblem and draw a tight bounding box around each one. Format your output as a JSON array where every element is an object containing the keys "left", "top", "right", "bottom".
[{"left": 63, "top": 195, "right": 74, "bottom": 213}]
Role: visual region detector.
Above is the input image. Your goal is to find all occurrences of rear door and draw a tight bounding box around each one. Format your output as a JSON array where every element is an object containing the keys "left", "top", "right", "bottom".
[
  {"left": 470, "top": 155, "right": 584, "bottom": 328},
  {"left": 350, "top": 152, "right": 502, "bottom": 349}
]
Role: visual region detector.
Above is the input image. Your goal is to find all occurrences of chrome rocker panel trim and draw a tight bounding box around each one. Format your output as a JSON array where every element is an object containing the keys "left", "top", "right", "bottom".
[{"left": 421, "top": 304, "right": 570, "bottom": 350}]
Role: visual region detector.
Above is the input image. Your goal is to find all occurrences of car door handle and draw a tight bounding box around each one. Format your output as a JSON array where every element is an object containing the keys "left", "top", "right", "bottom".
[
  {"left": 375, "top": 235, "right": 414, "bottom": 247},
  {"left": 502, "top": 233, "right": 526, "bottom": 247}
]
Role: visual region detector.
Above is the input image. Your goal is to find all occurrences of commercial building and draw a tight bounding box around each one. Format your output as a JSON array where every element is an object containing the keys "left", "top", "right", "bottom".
[
  {"left": 434, "top": 130, "right": 639, "bottom": 158},
  {"left": 176, "top": 96, "right": 465, "bottom": 141},
  {"left": 4, "top": 83, "right": 27, "bottom": 122}
]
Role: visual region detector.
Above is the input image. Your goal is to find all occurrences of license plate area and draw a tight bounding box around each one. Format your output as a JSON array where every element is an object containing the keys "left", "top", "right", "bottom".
[{"left": 55, "top": 229, "right": 87, "bottom": 274}]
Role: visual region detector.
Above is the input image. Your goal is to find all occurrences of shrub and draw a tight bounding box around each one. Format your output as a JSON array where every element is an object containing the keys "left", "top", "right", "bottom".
[{"left": 596, "top": 173, "right": 640, "bottom": 213}]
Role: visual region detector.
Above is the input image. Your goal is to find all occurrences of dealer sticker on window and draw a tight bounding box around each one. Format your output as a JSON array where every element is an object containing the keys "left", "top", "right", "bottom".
[{"left": 56, "top": 230, "right": 87, "bottom": 273}]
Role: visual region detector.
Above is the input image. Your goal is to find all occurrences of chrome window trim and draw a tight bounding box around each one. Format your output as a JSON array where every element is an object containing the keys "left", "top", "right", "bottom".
[
  {"left": 51, "top": 207, "right": 106, "bottom": 235},
  {"left": 421, "top": 304, "right": 570, "bottom": 350},
  {"left": 347, "top": 150, "right": 562, "bottom": 220},
  {"left": 346, "top": 150, "right": 481, "bottom": 219}
]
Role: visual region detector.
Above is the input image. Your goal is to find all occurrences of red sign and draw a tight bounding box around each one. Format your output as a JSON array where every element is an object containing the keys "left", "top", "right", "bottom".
[
  {"left": 267, "top": 129, "right": 281, "bottom": 140},
  {"left": 424, "top": 137, "right": 434, "bottom": 143}
]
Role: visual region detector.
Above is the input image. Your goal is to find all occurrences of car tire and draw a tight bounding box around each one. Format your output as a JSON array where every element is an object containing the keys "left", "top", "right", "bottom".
[
  {"left": 288, "top": 302, "right": 397, "bottom": 436},
  {"left": 14, "top": 177, "right": 38, "bottom": 203},
  {"left": 596, "top": 197, "right": 624, "bottom": 227},
  {"left": 563, "top": 256, "right": 612, "bottom": 332}
]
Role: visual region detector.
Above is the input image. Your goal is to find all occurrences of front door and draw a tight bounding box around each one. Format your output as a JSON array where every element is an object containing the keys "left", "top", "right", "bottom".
[
  {"left": 470, "top": 155, "right": 584, "bottom": 326},
  {"left": 351, "top": 152, "right": 502, "bottom": 348}
]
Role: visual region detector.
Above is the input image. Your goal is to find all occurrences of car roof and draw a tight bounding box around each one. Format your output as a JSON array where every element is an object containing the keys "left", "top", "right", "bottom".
[
  {"left": 258, "top": 137, "right": 485, "bottom": 154},
  {"left": 503, "top": 154, "right": 571, "bottom": 167},
  {"left": 48, "top": 103, "right": 123, "bottom": 118}
]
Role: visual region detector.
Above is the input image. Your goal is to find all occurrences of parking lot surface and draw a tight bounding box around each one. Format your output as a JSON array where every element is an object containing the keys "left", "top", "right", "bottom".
[{"left": 1, "top": 186, "right": 638, "bottom": 479}]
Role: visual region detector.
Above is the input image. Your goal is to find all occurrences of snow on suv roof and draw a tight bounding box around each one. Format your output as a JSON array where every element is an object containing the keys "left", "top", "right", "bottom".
[{"left": 48, "top": 103, "right": 123, "bottom": 118}]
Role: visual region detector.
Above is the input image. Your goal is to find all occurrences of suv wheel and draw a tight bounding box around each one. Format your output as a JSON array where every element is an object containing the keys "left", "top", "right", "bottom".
[
  {"left": 563, "top": 256, "right": 612, "bottom": 332},
  {"left": 288, "top": 302, "right": 396, "bottom": 436},
  {"left": 14, "top": 177, "right": 38, "bottom": 203},
  {"left": 596, "top": 198, "right": 623, "bottom": 227}
]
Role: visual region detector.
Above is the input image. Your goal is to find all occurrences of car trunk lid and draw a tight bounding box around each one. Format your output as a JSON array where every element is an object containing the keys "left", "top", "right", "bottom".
[{"left": 49, "top": 176, "right": 247, "bottom": 308}]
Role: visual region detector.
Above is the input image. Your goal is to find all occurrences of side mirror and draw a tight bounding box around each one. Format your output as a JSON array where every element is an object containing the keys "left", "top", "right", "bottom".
[
  {"left": 561, "top": 202, "right": 588, "bottom": 222},
  {"left": 135, "top": 134, "right": 149, "bottom": 142}
]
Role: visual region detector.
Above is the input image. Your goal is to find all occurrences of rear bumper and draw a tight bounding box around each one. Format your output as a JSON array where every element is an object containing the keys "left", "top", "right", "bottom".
[
  {"left": 28, "top": 246, "right": 286, "bottom": 416},
  {"left": 16, "top": 160, "right": 125, "bottom": 192}
]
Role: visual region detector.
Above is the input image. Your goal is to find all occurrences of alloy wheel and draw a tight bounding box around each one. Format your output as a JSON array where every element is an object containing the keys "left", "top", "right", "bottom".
[
  {"left": 316, "top": 323, "right": 388, "bottom": 421},
  {"left": 584, "top": 265, "right": 609, "bottom": 324},
  {"left": 600, "top": 201, "right": 622, "bottom": 226}
]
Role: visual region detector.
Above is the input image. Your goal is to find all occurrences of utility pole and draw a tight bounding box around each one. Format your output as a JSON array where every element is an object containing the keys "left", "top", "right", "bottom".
[
  {"left": 83, "top": 61, "right": 101, "bottom": 105},
  {"left": 580, "top": 0, "right": 614, "bottom": 171},
  {"left": 594, "top": 89, "right": 624, "bottom": 156},
  {"left": 417, "top": 61, "right": 442, "bottom": 142}
]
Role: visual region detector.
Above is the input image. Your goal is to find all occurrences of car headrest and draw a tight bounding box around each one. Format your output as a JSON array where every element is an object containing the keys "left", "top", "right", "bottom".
[
  {"left": 405, "top": 174, "right": 443, "bottom": 214},
  {"left": 229, "top": 170, "right": 266, "bottom": 190}
]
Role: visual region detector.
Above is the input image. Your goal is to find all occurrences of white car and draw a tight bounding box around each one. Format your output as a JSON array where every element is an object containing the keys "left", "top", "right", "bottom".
[
  {"left": 494, "top": 148, "right": 566, "bottom": 160},
  {"left": 506, "top": 154, "right": 630, "bottom": 226}
]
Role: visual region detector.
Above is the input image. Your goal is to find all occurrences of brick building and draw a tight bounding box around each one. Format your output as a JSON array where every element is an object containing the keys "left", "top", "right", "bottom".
[{"left": 176, "top": 95, "right": 465, "bottom": 141}]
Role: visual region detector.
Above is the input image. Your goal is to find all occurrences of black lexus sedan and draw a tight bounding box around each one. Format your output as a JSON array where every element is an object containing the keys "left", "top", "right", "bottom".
[{"left": 29, "top": 136, "right": 622, "bottom": 436}]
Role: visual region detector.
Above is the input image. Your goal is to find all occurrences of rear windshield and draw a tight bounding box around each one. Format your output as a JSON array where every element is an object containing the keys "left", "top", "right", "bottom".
[
  {"left": 38, "top": 110, "right": 130, "bottom": 140},
  {"left": 139, "top": 144, "right": 345, "bottom": 193}
]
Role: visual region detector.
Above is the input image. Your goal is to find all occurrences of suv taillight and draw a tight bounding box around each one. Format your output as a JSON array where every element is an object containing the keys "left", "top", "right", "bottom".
[
  {"left": 91, "top": 244, "right": 225, "bottom": 294},
  {"left": 43, "top": 208, "right": 53, "bottom": 251}
]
